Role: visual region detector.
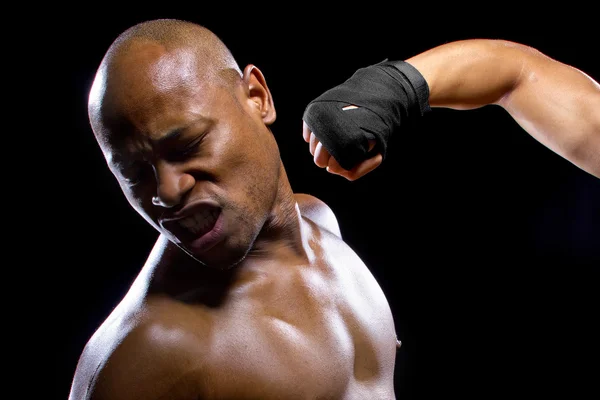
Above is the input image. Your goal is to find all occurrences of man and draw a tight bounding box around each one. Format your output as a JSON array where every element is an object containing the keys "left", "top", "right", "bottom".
[
  {"left": 70, "top": 18, "right": 399, "bottom": 400},
  {"left": 69, "top": 18, "right": 599, "bottom": 400}
]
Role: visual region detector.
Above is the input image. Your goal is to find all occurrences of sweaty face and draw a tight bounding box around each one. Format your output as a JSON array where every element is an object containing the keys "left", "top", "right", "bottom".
[{"left": 90, "top": 45, "right": 281, "bottom": 269}]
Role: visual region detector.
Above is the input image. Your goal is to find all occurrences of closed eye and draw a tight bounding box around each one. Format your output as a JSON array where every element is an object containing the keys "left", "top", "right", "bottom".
[
  {"left": 169, "top": 134, "right": 205, "bottom": 161},
  {"left": 120, "top": 161, "right": 151, "bottom": 186}
]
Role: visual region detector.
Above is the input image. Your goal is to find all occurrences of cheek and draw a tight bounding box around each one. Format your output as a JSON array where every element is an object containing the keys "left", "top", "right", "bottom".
[{"left": 211, "top": 116, "right": 279, "bottom": 192}]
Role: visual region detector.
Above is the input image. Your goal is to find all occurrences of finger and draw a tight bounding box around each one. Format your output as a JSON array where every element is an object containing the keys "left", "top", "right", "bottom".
[
  {"left": 302, "top": 120, "right": 311, "bottom": 143},
  {"left": 313, "top": 141, "right": 331, "bottom": 168},
  {"left": 344, "top": 154, "right": 383, "bottom": 181},
  {"left": 326, "top": 153, "right": 383, "bottom": 181},
  {"left": 309, "top": 132, "right": 319, "bottom": 156},
  {"left": 326, "top": 156, "right": 346, "bottom": 175},
  {"left": 325, "top": 142, "right": 378, "bottom": 177}
]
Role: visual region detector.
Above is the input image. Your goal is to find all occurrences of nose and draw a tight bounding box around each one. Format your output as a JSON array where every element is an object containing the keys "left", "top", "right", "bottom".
[{"left": 151, "top": 162, "right": 195, "bottom": 208}]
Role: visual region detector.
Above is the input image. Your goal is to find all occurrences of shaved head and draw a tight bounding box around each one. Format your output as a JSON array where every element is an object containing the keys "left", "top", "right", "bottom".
[
  {"left": 101, "top": 18, "right": 241, "bottom": 77},
  {"left": 83, "top": 18, "right": 285, "bottom": 270},
  {"left": 88, "top": 19, "right": 243, "bottom": 145}
]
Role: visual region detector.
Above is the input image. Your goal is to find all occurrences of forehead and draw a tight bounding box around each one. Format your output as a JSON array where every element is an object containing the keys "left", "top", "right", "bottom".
[{"left": 92, "top": 42, "right": 226, "bottom": 149}]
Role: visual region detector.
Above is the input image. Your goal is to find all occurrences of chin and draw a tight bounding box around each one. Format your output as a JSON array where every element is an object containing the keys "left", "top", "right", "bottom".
[{"left": 181, "top": 244, "right": 250, "bottom": 271}]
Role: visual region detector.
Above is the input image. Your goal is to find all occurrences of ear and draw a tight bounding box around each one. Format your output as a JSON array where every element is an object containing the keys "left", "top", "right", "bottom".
[{"left": 242, "top": 64, "right": 276, "bottom": 125}]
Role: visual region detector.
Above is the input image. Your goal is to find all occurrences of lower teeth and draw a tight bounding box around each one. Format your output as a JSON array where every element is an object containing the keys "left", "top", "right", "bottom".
[{"left": 191, "top": 217, "right": 215, "bottom": 235}]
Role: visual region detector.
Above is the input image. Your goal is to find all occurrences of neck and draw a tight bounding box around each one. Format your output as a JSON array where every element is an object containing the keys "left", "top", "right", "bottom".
[
  {"left": 146, "top": 164, "right": 311, "bottom": 303},
  {"left": 248, "top": 163, "right": 310, "bottom": 263}
]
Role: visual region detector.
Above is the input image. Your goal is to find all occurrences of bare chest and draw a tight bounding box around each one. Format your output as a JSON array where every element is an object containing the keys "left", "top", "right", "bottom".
[{"left": 181, "top": 255, "right": 397, "bottom": 399}]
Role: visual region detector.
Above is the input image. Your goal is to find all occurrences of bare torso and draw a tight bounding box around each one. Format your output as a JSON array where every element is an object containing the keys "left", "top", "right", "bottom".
[{"left": 69, "top": 196, "right": 399, "bottom": 400}]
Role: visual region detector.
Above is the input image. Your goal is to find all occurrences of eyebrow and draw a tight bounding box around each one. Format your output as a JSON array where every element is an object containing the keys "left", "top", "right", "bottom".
[
  {"left": 154, "top": 128, "right": 183, "bottom": 145},
  {"left": 153, "top": 117, "right": 212, "bottom": 145},
  {"left": 108, "top": 117, "right": 212, "bottom": 164}
]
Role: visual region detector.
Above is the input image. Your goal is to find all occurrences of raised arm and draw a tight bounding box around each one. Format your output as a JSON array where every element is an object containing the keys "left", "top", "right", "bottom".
[
  {"left": 303, "top": 39, "right": 600, "bottom": 180},
  {"left": 406, "top": 39, "right": 600, "bottom": 178}
]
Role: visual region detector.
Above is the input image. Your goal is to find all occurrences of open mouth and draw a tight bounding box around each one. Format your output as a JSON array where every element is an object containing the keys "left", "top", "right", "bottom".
[
  {"left": 160, "top": 203, "right": 221, "bottom": 243},
  {"left": 177, "top": 208, "right": 219, "bottom": 237}
]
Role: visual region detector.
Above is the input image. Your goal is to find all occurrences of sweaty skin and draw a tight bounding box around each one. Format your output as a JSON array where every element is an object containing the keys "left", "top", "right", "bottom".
[
  {"left": 69, "top": 20, "right": 400, "bottom": 400},
  {"left": 69, "top": 212, "right": 399, "bottom": 400}
]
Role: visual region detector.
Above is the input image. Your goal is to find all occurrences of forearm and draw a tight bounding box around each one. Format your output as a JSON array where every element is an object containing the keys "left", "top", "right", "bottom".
[{"left": 406, "top": 39, "right": 600, "bottom": 178}]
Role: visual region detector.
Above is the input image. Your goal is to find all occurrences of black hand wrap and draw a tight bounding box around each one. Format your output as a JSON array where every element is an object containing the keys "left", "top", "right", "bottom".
[{"left": 302, "top": 59, "right": 431, "bottom": 170}]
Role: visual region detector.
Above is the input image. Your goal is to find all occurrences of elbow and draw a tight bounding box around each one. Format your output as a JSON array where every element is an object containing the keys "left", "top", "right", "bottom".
[
  {"left": 554, "top": 71, "right": 600, "bottom": 179},
  {"left": 582, "top": 99, "right": 600, "bottom": 178},
  {"left": 569, "top": 115, "right": 600, "bottom": 179},
  {"left": 583, "top": 135, "right": 600, "bottom": 179}
]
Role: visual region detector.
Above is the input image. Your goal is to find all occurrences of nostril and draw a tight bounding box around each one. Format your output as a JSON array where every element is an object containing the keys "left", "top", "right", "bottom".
[
  {"left": 154, "top": 176, "right": 185, "bottom": 208},
  {"left": 152, "top": 195, "right": 178, "bottom": 208}
]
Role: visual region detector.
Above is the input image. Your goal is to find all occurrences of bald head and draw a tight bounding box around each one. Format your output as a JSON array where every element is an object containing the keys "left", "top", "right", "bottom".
[
  {"left": 103, "top": 18, "right": 241, "bottom": 76},
  {"left": 88, "top": 19, "right": 243, "bottom": 142}
]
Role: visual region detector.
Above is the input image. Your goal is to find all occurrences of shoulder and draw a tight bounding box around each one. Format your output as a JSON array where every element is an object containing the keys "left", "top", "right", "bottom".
[
  {"left": 68, "top": 298, "right": 206, "bottom": 400},
  {"left": 295, "top": 193, "right": 342, "bottom": 238}
]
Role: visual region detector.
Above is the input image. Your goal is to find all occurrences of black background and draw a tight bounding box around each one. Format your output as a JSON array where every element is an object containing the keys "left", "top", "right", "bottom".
[{"left": 33, "top": 6, "right": 599, "bottom": 400}]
